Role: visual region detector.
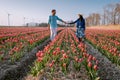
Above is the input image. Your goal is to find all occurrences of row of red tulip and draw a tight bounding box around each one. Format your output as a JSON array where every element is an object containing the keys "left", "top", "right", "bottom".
[
  {"left": 0, "top": 27, "right": 50, "bottom": 62},
  {"left": 31, "top": 28, "right": 99, "bottom": 79},
  {"left": 86, "top": 28, "right": 120, "bottom": 66},
  {"left": 0, "top": 27, "right": 48, "bottom": 38}
]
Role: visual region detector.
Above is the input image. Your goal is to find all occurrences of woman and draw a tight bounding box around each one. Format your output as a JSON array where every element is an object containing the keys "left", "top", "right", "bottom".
[{"left": 69, "top": 14, "right": 85, "bottom": 42}]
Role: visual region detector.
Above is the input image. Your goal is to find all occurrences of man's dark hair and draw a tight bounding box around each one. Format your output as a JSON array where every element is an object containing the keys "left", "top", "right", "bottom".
[{"left": 52, "top": 9, "right": 56, "bottom": 13}]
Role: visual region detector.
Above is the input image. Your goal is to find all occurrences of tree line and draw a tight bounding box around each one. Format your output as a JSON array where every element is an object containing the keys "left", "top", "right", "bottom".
[
  {"left": 25, "top": 22, "right": 74, "bottom": 27},
  {"left": 86, "top": 3, "right": 120, "bottom": 26}
]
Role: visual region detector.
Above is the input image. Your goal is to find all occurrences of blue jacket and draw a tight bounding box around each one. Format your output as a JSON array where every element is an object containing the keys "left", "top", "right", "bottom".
[{"left": 70, "top": 18, "right": 85, "bottom": 29}]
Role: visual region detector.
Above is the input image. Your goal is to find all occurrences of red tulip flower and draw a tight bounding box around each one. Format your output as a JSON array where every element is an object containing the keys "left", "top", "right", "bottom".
[
  {"left": 36, "top": 51, "right": 44, "bottom": 57},
  {"left": 119, "top": 54, "right": 120, "bottom": 57},
  {"left": 52, "top": 60, "right": 55, "bottom": 64},
  {"left": 88, "top": 55, "right": 93, "bottom": 61},
  {"left": 49, "top": 63, "right": 53, "bottom": 67},
  {"left": 0, "top": 52, "right": 3, "bottom": 55},
  {"left": 37, "top": 57, "right": 43, "bottom": 62},
  {"left": 63, "top": 53, "right": 68, "bottom": 58},
  {"left": 92, "top": 57, "right": 96, "bottom": 61},
  {"left": 88, "top": 62, "right": 92, "bottom": 68},
  {"left": 61, "top": 50, "right": 65, "bottom": 54},
  {"left": 93, "top": 65, "right": 98, "bottom": 71},
  {"left": 78, "top": 58, "right": 83, "bottom": 63},
  {"left": 53, "top": 51, "right": 57, "bottom": 55},
  {"left": 63, "top": 63, "right": 66, "bottom": 67},
  {"left": 74, "top": 56, "right": 79, "bottom": 62}
]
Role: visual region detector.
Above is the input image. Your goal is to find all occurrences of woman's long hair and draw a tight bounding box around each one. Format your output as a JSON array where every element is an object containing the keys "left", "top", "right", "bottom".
[{"left": 78, "top": 14, "right": 84, "bottom": 21}]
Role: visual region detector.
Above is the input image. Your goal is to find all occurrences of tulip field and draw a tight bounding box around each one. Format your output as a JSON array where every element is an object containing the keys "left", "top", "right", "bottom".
[
  {"left": 0, "top": 27, "right": 50, "bottom": 62},
  {"left": 86, "top": 28, "right": 120, "bottom": 66},
  {"left": 1, "top": 26, "right": 120, "bottom": 80},
  {"left": 28, "top": 28, "right": 99, "bottom": 80}
]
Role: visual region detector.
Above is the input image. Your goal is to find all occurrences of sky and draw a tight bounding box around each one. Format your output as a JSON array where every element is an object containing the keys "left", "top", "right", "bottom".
[{"left": 0, "top": 0, "right": 120, "bottom": 26}]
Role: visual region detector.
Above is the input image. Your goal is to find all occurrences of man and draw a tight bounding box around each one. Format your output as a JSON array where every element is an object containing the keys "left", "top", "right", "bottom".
[{"left": 48, "top": 9, "right": 66, "bottom": 41}]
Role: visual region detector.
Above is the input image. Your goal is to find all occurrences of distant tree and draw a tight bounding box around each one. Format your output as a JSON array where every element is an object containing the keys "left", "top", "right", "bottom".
[
  {"left": 103, "top": 3, "right": 120, "bottom": 25},
  {"left": 39, "top": 23, "right": 48, "bottom": 27},
  {"left": 86, "top": 13, "right": 101, "bottom": 26},
  {"left": 86, "top": 2, "right": 120, "bottom": 26},
  {"left": 115, "top": 3, "right": 120, "bottom": 24}
]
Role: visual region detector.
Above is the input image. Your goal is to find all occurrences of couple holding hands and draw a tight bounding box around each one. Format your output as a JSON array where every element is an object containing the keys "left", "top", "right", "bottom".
[{"left": 48, "top": 9, "right": 86, "bottom": 42}]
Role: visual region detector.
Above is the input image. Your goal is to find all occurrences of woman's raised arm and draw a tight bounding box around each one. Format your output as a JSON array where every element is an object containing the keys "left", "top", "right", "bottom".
[{"left": 69, "top": 19, "right": 79, "bottom": 24}]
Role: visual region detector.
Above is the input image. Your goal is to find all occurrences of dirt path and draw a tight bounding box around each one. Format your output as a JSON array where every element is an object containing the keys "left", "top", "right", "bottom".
[{"left": 86, "top": 41, "right": 120, "bottom": 80}]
